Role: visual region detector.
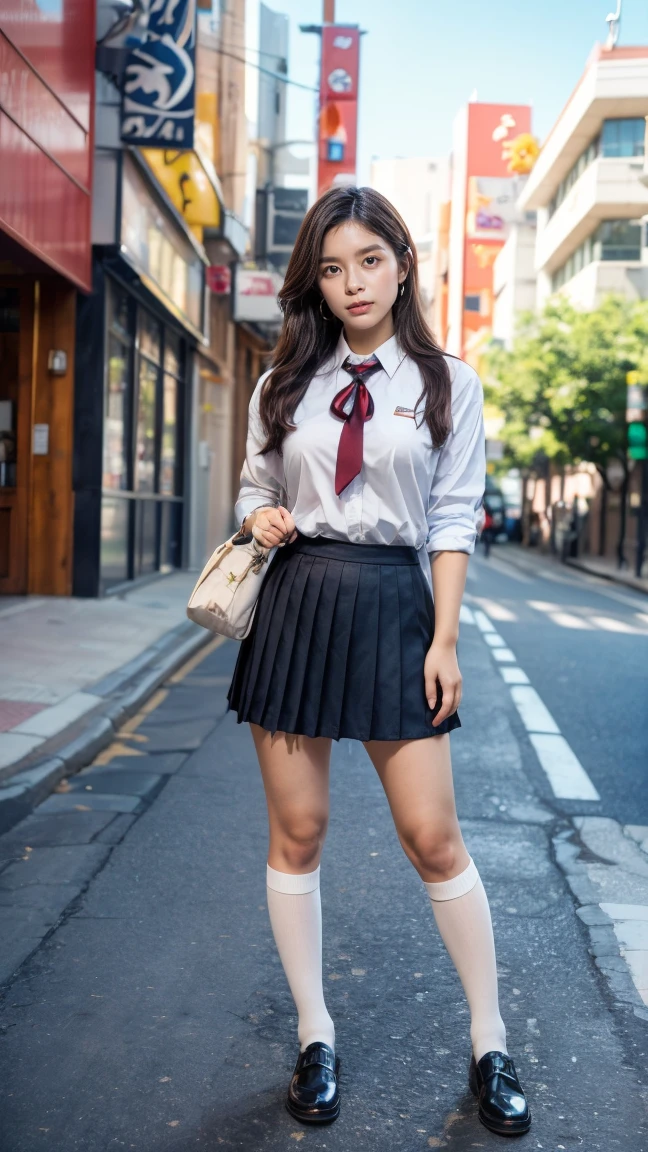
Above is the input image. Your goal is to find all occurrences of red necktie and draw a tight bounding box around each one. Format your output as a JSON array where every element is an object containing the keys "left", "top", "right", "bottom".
[{"left": 330, "top": 355, "right": 383, "bottom": 496}]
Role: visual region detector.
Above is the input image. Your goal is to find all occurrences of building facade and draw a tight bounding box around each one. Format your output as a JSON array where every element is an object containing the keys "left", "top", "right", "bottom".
[
  {"left": 370, "top": 156, "right": 450, "bottom": 340},
  {"left": 517, "top": 45, "right": 648, "bottom": 311},
  {"left": 0, "top": 1, "right": 95, "bottom": 597},
  {"left": 445, "top": 101, "right": 536, "bottom": 370},
  {"left": 491, "top": 222, "right": 537, "bottom": 349}
]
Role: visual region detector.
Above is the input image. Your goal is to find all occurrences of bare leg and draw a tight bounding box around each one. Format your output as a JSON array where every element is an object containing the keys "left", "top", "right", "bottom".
[
  {"left": 251, "top": 724, "right": 336, "bottom": 1051},
  {"left": 363, "top": 734, "right": 507, "bottom": 1061}
]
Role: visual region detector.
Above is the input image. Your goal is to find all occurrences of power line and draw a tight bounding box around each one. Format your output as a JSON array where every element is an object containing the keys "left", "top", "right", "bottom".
[{"left": 201, "top": 44, "right": 318, "bottom": 93}]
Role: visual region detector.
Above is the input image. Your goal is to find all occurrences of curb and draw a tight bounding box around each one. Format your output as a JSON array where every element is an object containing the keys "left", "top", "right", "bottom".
[
  {"left": 565, "top": 557, "right": 648, "bottom": 596},
  {"left": 0, "top": 622, "right": 211, "bottom": 836}
]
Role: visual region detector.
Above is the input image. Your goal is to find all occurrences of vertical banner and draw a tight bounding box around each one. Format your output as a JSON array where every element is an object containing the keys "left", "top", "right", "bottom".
[
  {"left": 121, "top": 0, "right": 197, "bottom": 148},
  {"left": 461, "top": 104, "right": 537, "bottom": 369},
  {"left": 317, "top": 25, "right": 360, "bottom": 198}
]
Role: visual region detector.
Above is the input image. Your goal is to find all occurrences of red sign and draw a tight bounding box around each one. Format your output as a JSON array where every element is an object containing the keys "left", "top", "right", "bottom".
[
  {"left": 317, "top": 26, "right": 360, "bottom": 197},
  {"left": 0, "top": 1, "right": 95, "bottom": 290},
  {"left": 206, "top": 265, "right": 231, "bottom": 294}
]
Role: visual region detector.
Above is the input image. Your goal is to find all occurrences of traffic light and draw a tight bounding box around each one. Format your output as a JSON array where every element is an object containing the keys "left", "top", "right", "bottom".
[{"left": 628, "top": 421, "right": 648, "bottom": 461}]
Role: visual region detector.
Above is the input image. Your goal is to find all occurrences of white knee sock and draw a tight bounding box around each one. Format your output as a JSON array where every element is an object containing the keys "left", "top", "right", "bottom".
[
  {"left": 424, "top": 857, "right": 507, "bottom": 1062},
  {"left": 266, "top": 863, "right": 335, "bottom": 1053}
]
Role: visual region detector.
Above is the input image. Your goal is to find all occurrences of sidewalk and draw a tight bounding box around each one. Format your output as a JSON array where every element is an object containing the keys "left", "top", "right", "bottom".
[
  {"left": 0, "top": 573, "right": 207, "bottom": 832},
  {"left": 566, "top": 552, "right": 648, "bottom": 595},
  {"left": 496, "top": 541, "right": 648, "bottom": 596}
]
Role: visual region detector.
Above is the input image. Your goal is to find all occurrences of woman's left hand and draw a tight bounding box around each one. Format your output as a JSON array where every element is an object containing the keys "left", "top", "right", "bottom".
[{"left": 424, "top": 640, "right": 462, "bottom": 726}]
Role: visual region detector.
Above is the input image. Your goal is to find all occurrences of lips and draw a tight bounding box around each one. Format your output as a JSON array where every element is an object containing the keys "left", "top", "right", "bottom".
[{"left": 347, "top": 301, "right": 373, "bottom": 314}]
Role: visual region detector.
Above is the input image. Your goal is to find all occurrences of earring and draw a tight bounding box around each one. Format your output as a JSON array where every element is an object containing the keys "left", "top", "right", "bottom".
[
  {"left": 399, "top": 282, "right": 405, "bottom": 297},
  {"left": 319, "top": 297, "right": 332, "bottom": 321}
]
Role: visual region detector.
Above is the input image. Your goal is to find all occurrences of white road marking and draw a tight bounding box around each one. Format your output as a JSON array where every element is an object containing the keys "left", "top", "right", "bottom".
[
  {"left": 499, "top": 666, "right": 530, "bottom": 685},
  {"left": 473, "top": 597, "right": 518, "bottom": 622},
  {"left": 492, "top": 648, "right": 516, "bottom": 662},
  {"left": 484, "top": 633, "right": 507, "bottom": 648},
  {"left": 474, "top": 605, "right": 600, "bottom": 802},
  {"left": 591, "top": 615, "right": 644, "bottom": 635},
  {"left": 528, "top": 599, "right": 645, "bottom": 632},
  {"left": 550, "top": 611, "right": 593, "bottom": 630},
  {"left": 529, "top": 734, "right": 601, "bottom": 801},
  {"left": 510, "top": 686, "right": 560, "bottom": 734},
  {"left": 459, "top": 605, "right": 476, "bottom": 625},
  {"left": 474, "top": 609, "right": 496, "bottom": 633}
]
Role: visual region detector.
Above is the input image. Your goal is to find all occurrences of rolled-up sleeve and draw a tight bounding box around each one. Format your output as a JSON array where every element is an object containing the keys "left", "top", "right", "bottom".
[
  {"left": 234, "top": 371, "right": 287, "bottom": 523},
  {"left": 425, "top": 364, "right": 486, "bottom": 555}
]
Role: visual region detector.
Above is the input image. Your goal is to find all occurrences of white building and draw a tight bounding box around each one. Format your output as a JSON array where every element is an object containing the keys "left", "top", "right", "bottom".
[
  {"left": 517, "top": 44, "right": 648, "bottom": 311},
  {"left": 492, "top": 221, "right": 537, "bottom": 348},
  {"left": 369, "top": 156, "right": 450, "bottom": 331}
]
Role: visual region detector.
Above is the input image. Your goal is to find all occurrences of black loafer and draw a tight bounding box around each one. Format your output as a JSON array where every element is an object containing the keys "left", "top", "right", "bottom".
[
  {"left": 285, "top": 1041, "right": 340, "bottom": 1124},
  {"left": 469, "top": 1050, "right": 531, "bottom": 1136}
]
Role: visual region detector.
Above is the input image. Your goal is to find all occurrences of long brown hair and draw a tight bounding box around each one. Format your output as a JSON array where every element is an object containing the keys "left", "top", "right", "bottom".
[{"left": 257, "top": 185, "right": 453, "bottom": 455}]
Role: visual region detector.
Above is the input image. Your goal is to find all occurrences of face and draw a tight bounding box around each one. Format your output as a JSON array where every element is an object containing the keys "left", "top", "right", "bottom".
[{"left": 317, "top": 221, "right": 407, "bottom": 342}]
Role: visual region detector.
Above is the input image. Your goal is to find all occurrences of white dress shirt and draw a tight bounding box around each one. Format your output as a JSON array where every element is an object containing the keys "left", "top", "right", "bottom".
[{"left": 234, "top": 331, "right": 486, "bottom": 593}]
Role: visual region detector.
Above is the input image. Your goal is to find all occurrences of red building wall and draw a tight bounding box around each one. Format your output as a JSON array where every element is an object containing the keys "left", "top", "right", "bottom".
[
  {"left": 461, "top": 103, "right": 532, "bottom": 367},
  {"left": 0, "top": 0, "right": 95, "bottom": 289}
]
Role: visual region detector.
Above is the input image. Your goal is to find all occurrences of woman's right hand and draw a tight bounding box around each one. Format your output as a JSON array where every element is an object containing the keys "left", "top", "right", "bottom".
[{"left": 248, "top": 505, "right": 297, "bottom": 548}]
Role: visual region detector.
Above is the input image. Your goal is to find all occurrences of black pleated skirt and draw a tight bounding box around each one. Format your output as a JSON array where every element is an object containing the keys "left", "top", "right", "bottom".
[{"left": 226, "top": 531, "right": 461, "bottom": 742}]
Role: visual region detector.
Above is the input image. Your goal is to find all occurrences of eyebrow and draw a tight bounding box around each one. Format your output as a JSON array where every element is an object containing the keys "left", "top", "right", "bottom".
[{"left": 318, "top": 243, "right": 387, "bottom": 263}]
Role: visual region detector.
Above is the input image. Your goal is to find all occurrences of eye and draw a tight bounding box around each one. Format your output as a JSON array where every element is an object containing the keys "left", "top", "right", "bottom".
[
  {"left": 322, "top": 264, "right": 340, "bottom": 276},
  {"left": 364, "top": 255, "right": 380, "bottom": 266}
]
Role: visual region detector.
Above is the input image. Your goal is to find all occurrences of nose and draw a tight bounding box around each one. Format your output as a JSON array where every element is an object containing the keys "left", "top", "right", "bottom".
[{"left": 345, "top": 266, "right": 364, "bottom": 295}]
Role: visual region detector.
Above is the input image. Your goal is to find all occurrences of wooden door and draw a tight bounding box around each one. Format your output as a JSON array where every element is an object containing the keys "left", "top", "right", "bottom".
[{"left": 0, "top": 280, "right": 34, "bottom": 595}]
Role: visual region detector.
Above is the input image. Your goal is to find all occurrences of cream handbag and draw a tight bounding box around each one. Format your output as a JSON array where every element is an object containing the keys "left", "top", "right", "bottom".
[{"left": 186, "top": 528, "right": 278, "bottom": 640}]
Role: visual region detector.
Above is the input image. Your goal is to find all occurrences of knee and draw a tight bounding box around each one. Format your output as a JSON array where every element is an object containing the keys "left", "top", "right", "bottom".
[
  {"left": 401, "top": 825, "right": 466, "bottom": 882},
  {"left": 274, "top": 813, "right": 328, "bottom": 871}
]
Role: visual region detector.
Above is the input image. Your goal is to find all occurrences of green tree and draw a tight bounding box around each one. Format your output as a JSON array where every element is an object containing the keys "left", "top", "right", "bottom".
[{"left": 483, "top": 293, "right": 648, "bottom": 558}]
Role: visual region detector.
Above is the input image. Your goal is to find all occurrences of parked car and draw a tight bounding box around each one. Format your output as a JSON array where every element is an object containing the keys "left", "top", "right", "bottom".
[{"left": 484, "top": 478, "right": 506, "bottom": 537}]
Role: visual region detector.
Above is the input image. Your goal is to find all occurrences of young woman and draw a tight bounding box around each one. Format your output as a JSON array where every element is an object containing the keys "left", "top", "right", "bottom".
[{"left": 226, "top": 186, "right": 530, "bottom": 1137}]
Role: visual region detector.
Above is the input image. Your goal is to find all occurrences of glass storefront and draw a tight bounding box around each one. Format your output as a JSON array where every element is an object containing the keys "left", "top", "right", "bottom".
[{"left": 100, "top": 278, "right": 186, "bottom": 592}]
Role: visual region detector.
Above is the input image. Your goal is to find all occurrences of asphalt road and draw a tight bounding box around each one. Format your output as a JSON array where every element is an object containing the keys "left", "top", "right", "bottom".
[
  {"left": 0, "top": 553, "right": 647, "bottom": 1150},
  {"left": 467, "top": 544, "right": 648, "bottom": 825}
]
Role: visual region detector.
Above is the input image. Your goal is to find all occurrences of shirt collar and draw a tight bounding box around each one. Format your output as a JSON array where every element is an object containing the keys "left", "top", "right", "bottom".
[{"left": 332, "top": 330, "right": 406, "bottom": 380}]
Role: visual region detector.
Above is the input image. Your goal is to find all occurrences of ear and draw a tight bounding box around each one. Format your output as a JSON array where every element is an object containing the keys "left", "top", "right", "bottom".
[{"left": 398, "top": 246, "right": 413, "bottom": 283}]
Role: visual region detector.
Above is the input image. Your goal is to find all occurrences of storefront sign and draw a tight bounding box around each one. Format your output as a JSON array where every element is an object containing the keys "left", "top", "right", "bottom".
[
  {"left": 120, "top": 154, "right": 206, "bottom": 337},
  {"left": 206, "top": 266, "right": 231, "bottom": 295},
  {"left": 33, "top": 424, "right": 49, "bottom": 456},
  {"left": 233, "top": 269, "right": 283, "bottom": 324},
  {"left": 317, "top": 26, "right": 359, "bottom": 196},
  {"left": 121, "top": 0, "right": 197, "bottom": 148}
]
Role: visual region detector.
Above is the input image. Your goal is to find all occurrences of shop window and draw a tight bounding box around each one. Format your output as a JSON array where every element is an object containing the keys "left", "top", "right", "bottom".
[
  {"left": 464, "top": 294, "right": 481, "bottom": 313},
  {"left": 100, "top": 495, "right": 129, "bottom": 590},
  {"left": 135, "top": 356, "right": 158, "bottom": 492},
  {"left": 161, "top": 331, "right": 183, "bottom": 497},
  {"left": 100, "top": 286, "right": 187, "bottom": 592}
]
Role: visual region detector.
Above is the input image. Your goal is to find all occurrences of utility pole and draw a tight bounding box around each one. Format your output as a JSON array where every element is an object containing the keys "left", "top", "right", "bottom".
[{"left": 324, "top": 0, "right": 335, "bottom": 22}]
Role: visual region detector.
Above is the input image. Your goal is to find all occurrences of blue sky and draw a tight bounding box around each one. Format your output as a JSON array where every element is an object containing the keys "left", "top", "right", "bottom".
[{"left": 250, "top": 0, "right": 648, "bottom": 183}]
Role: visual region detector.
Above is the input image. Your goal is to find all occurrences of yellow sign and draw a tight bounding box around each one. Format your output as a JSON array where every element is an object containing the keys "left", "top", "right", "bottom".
[{"left": 141, "top": 146, "right": 222, "bottom": 240}]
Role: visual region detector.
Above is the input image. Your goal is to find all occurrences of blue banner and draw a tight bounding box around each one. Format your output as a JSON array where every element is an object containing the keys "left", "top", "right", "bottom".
[{"left": 121, "top": 0, "right": 197, "bottom": 148}]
